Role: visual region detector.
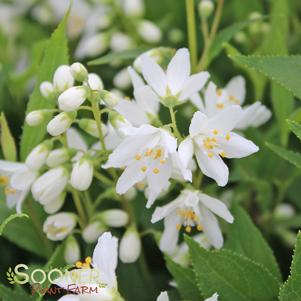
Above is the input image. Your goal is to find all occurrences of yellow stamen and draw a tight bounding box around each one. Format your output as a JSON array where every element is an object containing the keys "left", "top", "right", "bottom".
[
  {"left": 225, "top": 133, "right": 231, "bottom": 141},
  {"left": 213, "top": 129, "right": 219, "bottom": 135},
  {"left": 145, "top": 148, "right": 152, "bottom": 156},
  {"left": 0, "top": 176, "right": 9, "bottom": 186},
  {"left": 220, "top": 151, "right": 226, "bottom": 158},
  {"left": 208, "top": 152, "right": 213, "bottom": 158},
  {"left": 229, "top": 95, "right": 240, "bottom": 104},
  {"left": 75, "top": 261, "right": 82, "bottom": 268},
  {"left": 197, "top": 224, "right": 203, "bottom": 231},
  {"left": 216, "top": 89, "right": 222, "bottom": 96},
  {"left": 4, "top": 187, "right": 16, "bottom": 196},
  {"left": 141, "top": 166, "right": 147, "bottom": 172},
  {"left": 185, "top": 226, "right": 192, "bottom": 233},
  {"left": 154, "top": 149, "right": 162, "bottom": 159},
  {"left": 136, "top": 182, "right": 146, "bottom": 189},
  {"left": 85, "top": 256, "right": 92, "bottom": 264},
  {"left": 176, "top": 224, "right": 181, "bottom": 231},
  {"left": 216, "top": 103, "right": 224, "bottom": 109},
  {"left": 135, "top": 154, "right": 141, "bottom": 161},
  {"left": 153, "top": 168, "right": 160, "bottom": 174},
  {"left": 160, "top": 159, "right": 166, "bottom": 165}
]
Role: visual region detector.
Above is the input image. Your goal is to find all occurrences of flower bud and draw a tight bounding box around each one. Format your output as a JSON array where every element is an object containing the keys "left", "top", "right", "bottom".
[
  {"left": 119, "top": 227, "right": 141, "bottom": 263},
  {"left": 168, "top": 28, "right": 184, "bottom": 44},
  {"left": 100, "top": 90, "right": 120, "bottom": 108},
  {"left": 122, "top": 0, "right": 144, "bottom": 17},
  {"left": 70, "top": 158, "right": 94, "bottom": 191},
  {"left": 86, "top": 73, "right": 104, "bottom": 91},
  {"left": 198, "top": 0, "right": 214, "bottom": 18},
  {"left": 110, "top": 32, "right": 134, "bottom": 52},
  {"left": 113, "top": 68, "right": 131, "bottom": 90},
  {"left": 82, "top": 221, "right": 106, "bottom": 243},
  {"left": 58, "top": 86, "right": 89, "bottom": 112},
  {"left": 64, "top": 235, "right": 81, "bottom": 264},
  {"left": 43, "top": 212, "right": 77, "bottom": 241},
  {"left": 47, "top": 112, "right": 76, "bottom": 136},
  {"left": 274, "top": 204, "right": 295, "bottom": 220},
  {"left": 40, "top": 81, "right": 55, "bottom": 99},
  {"left": 44, "top": 193, "right": 65, "bottom": 214},
  {"left": 25, "top": 110, "right": 44, "bottom": 126},
  {"left": 53, "top": 65, "right": 74, "bottom": 92},
  {"left": 25, "top": 141, "right": 52, "bottom": 170},
  {"left": 46, "top": 148, "right": 70, "bottom": 167},
  {"left": 101, "top": 209, "right": 129, "bottom": 227},
  {"left": 78, "top": 118, "right": 107, "bottom": 138},
  {"left": 234, "top": 32, "right": 247, "bottom": 44},
  {"left": 70, "top": 62, "right": 88, "bottom": 82},
  {"left": 138, "top": 21, "right": 162, "bottom": 44}
]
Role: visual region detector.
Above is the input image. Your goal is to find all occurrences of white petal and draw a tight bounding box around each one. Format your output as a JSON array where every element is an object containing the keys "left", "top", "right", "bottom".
[
  {"left": 226, "top": 76, "right": 246, "bottom": 105},
  {"left": 141, "top": 55, "right": 167, "bottom": 97},
  {"left": 7, "top": 190, "right": 28, "bottom": 213},
  {"left": 92, "top": 232, "right": 118, "bottom": 288},
  {"left": 205, "top": 293, "right": 219, "bottom": 301},
  {"left": 66, "top": 128, "right": 88, "bottom": 152},
  {"left": 159, "top": 129, "right": 177, "bottom": 154},
  {"left": 189, "top": 111, "right": 209, "bottom": 137},
  {"left": 195, "top": 148, "right": 228, "bottom": 187},
  {"left": 204, "top": 82, "right": 218, "bottom": 116},
  {"left": 166, "top": 48, "right": 190, "bottom": 95},
  {"left": 157, "top": 291, "right": 169, "bottom": 301},
  {"left": 151, "top": 198, "right": 182, "bottom": 223},
  {"left": 11, "top": 168, "right": 37, "bottom": 191},
  {"left": 190, "top": 93, "right": 205, "bottom": 111},
  {"left": 180, "top": 72, "right": 210, "bottom": 100},
  {"left": 199, "top": 206, "right": 223, "bottom": 249},
  {"left": 159, "top": 213, "right": 179, "bottom": 254},
  {"left": 134, "top": 85, "right": 160, "bottom": 116},
  {"left": 252, "top": 104, "right": 271, "bottom": 127},
  {"left": 178, "top": 138, "right": 194, "bottom": 168},
  {"left": 0, "top": 160, "right": 24, "bottom": 174},
  {"left": 128, "top": 66, "right": 145, "bottom": 90},
  {"left": 57, "top": 295, "right": 80, "bottom": 301},
  {"left": 221, "top": 132, "right": 259, "bottom": 158},
  {"left": 198, "top": 193, "right": 233, "bottom": 223}
]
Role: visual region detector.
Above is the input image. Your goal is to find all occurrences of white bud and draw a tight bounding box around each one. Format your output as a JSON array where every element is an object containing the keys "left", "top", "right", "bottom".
[
  {"left": 234, "top": 32, "right": 247, "bottom": 44},
  {"left": 86, "top": 73, "right": 104, "bottom": 91},
  {"left": 100, "top": 90, "right": 120, "bottom": 108},
  {"left": 70, "top": 158, "right": 94, "bottom": 191},
  {"left": 46, "top": 148, "right": 70, "bottom": 167},
  {"left": 113, "top": 68, "right": 131, "bottom": 90},
  {"left": 53, "top": 65, "right": 74, "bottom": 92},
  {"left": 40, "top": 81, "right": 55, "bottom": 99},
  {"left": 275, "top": 204, "right": 295, "bottom": 220},
  {"left": 58, "top": 86, "right": 89, "bottom": 112},
  {"left": 168, "top": 28, "right": 184, "bottom": 43},
  {"left": 82, "top": 221, "right": 106, "bottom": 243},
  {"left": 110, "top": 32, "right": 134, "bottom": 52},
  {"left": 101, "top": 209, "right": 129, "bottom": 227},
  {"left": 138, "top": 20, "right": 162, "bottom": 44},
  {"left": 47, "top": 112, "right": 75, "bottom": 136},
  {"left": 198, "top": 0, "right": 214, "bottom": 18},
  {"left": 119, "top": 228, "right": 141, "bottom": 263},
  {"left": 43, "top": 193, "right": 65, "bottom": 214},
  {"left": 70, "top": 62, "right": 88, "bottom": 82},
  {"left": 78, "top": 118, "right": 107, "bottom": 138},
  {"left": 25, "top": 141, "right": 52, "bottom": 170},
  {"left": 43, "top": 212, "right": 77, "bottom": 241},
  {"left": 64, "top": 236, "right": 81, "bottom": 264},
  {"left": 25, "top": 110, "right": 44, "bottom": 126},
  {"left": 122, "top": 0, "right": 144, "bottom": 17}
]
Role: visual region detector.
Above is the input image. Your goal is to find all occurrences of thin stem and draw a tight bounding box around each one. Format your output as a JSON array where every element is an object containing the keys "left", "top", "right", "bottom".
[
  {"left": 91, "top": 101, "right": 107, "bottom": 151},
  {"left": 169, "top": 107, "right": 182, "bottom": 140},
  {"left": 83, "top": 191, "right": 94, "bottom": 219},
  {"left": 185, "top": 0, "right": 198, "bottom": 71},
  {"left": 94, "top": 170, "right": 115, "bottom": 186},
  {"left": 209, "top": 0, "right": 224, "bottom": 40},
  {"left": 71, "top": 189, "right": 87, "bottom": 228}
]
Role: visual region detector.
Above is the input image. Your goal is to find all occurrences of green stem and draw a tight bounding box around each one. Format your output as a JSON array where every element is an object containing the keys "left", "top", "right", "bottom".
[
  {"left": 169, "top": 107, "right": 182, "bottom": 140},
  {"left": 91, "top": 101, "right": 107, "bottom": 151},
  {"left": 83, "top": 191, "right": 94, "bottom": 219},
  {"left": 71, "top": 189, "right": 87, "bottom": 228},
  {"left": 94, "top": 170, "right": 115, "bottom": 186},
  {"left": 185, "top": 0, "right": 198, "bottom": 71}
]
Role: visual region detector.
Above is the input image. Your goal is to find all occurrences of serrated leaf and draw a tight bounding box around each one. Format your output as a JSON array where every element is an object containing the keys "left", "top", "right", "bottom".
[
  {"left": 266, "top": 142, "right": 301, "bottom": 169},
  {"left": 88, "top": 47, "right": 149, "bottom": 66},
  {"left": 0, "top": 113, "right": 17, "bottom": 161},
  {"left": 0, "top": 213, "right": 29, "bottom": 236},
  {"left": 165, "top": 257, "right": 201, "bottom": 301},
  {"left": 225, "top": 204, "right": 281, "bottom": 280},
  {"left": 287, "top": 120, "right": 301, "bottom": 141},
  {"left": 20, "top": 12, "right": 69, "bottom": 160},
  {"left": 186, "top": 236, "right": 280, "bottom": 301},
  {"left": 279, "top": 231, "right": 301, "bottom": 300}
]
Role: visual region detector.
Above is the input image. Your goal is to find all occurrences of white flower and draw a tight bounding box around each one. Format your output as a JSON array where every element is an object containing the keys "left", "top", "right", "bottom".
[
  {"left": 46, "top": 148, "right": 70, "bottom": 167},
  {"left": 25, "top": 141, "right": 52, "bottom": 170},
  {"left": 82, "top": 221, "right": 106, "bottom": 243},
  {"left": 25, "top": 110, "right": 44, "bottom": 126},
  {"left": 47, "top": 112, "right": 75, "bottom": 136},
  {"left": 152, "top": 189, "right": 233, "bottom": 252},
  {"left": 78, "top": 118, "right": 107, "bottom": 138},
  {"left": 58, "top": 86, "right": 89, "bottom": 112},
  {"left": 43, "top": 193, "right": 65, "bottom": 214},
  {"left": 119, "top": 228, "right": 141, "bottom": 263},
  {"left": 100, "top": 90, "right": 120, "bottom": 108},
  {"left": 198, "top": 0, "right": 215, "bottom": 18},
  {"left": 206, "top": 293, "right": 219, "bottom": 301},
  {"left": 179, "top": 106, "right": 259, "bottom": 186},
  {"left": 55, "top": 232, "right": 122, "bottom": 301},
  {"left": 141, "top": 48, "right": 209, "bottom": 106},
  {"left": 70, "top": 158, "right": 94, "bottom": 191},
  {"left": 70, "top": 62, "right": 88, "bottom": 82},
  {"left": 0, "top": 160, "right": 37, "bottom": 213},
  {"left": 64, "top": 235, "right": 81, "bottom": 264},
  {"left": 40, "top": 81, "right": 55, "bottom": 98},
  {"left": 86, "top": 73, "right": 104, "bottom": 91},
  {"left": 138, "top": 20, "right": 162, "bottom": 43},
  {"left": 104, "top": 124, "right": 189, "bottom": 208},
  {"left": 31, "top": 166, "right": 68, "bottom": 205},
  {"left": 192, "top": 77, "right": 271, "bottom": 130},
  {"left": 157, "top": 292, "right": 169, "bottom": 301},
  {"left": 110, "top": 32, "right": 134, "bottom": 52},
  {"left": 113, "top": 68, "right": 131, "bottom": 90},
  {"left": 100, "top": 209, "right": 129, "bottom": 227},
  {"left": 43, "top": 212, "right": 77, "bottom": 241},
  {"left": 53, "top": 65, "right": 74, "bottom": 93},
  {"left": 121, "top": 0, "right": 144, "bottom": 17}
]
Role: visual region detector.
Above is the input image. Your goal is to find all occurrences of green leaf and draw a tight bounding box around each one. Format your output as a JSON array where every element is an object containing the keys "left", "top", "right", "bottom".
[
  {"left": 287, "top": 120, "right": 301, "bottom": 141},
  {"left": 186, "top": 236, "right": 280, "bottom": 301},
  {"left": 0, "top": 284, "right": 34, "bottom": 301},
  {"left": 165, "top": 257, "right": 201, "bottom": 301},
  {"left": 0, "top": 113, "right": 17, "bottom": 161},
  {"left": 0, "top": 213, "right": 29, "bottom": 236},
  {"left": 266, "top": 142, "right": 301, "bottom": 169},
  {"left": 229, "top": 55, "right": 301, "bottom": 100},
  {"left": 225, "top": 204, "right": 281, "bottom": 280},
  {"left": 88, "top": 47, "right": 149, "bottom": 66},
  {"left": 20, "top": 13, "right": 69, "bottom": 160},
  {"left": 279, "top": 231, "right": 301, "bottom": 301}
]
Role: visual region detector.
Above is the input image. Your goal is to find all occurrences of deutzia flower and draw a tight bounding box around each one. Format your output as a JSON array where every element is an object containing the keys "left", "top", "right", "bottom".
[
  {"left": 191, "top": 76, "right": 271, "bottom": 130},
  {"left": 151, "top": 189, "right": 233, "bottom": 252},
  {"left": 119, "top": 227, "right": 141, "bottom": 263},
  {"left": 179, "top": 106, "right": 259, "bottom": 186},
  {"left": 70, "top": 158, "right": 94, "bottom": 191},
  {"left": 141, "top": 48, "right": 209, "bottom": 106},
  {"left": 55, "top": 232, "right": 124, "bottom": 301},
  {"left": 104, "top": 124, "right": 190, "bottom": 208}
]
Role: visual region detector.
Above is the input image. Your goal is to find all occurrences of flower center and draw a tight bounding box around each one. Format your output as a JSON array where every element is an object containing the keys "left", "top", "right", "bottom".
[
  {"left": 75, "top": 256, "right": 92, "bottom": 269},
  {"left": 228, "top": 95, "right": 240, "bottom": 104},
  {"left": 0, "top": 175, "right": 9, "bottom": 186},
  {"left": 176, "top": 208, "right": 203, "bottom": 233}
]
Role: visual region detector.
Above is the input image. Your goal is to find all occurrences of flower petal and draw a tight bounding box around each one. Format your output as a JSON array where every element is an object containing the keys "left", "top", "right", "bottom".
[
  {"left": 190, "top": 93, "right": 205, "bottom": 111},
  {"left": 178, "top": 138, "right": 194, "bottom": 168},
  {"left": 157, "top": 291, "right": 170, "bottom": 301},
  {"left": 205, "top": 293, "right": 219, "bottom": 301},
  {"left": 134, "top": 85, "right": 160, "bottom": 116},
  {"left": 0, "top": 160, "right": 25, "bottom": 174},
  {"left": 66, "top": 128, "right": 88, "bottom": 152},
  {"left": 204, "top": 82, "right": 219, "bottom": 116},
  {"left": 128, "top": 66, "right": 145, "bottom": 90},
  {"left": 189, "top": 111, "right": 209, "bottom": 137},
  {"left": 226, "top": 76, "right": 246, "bottom": 105},
  {"left": 57, "top": 295, "right": 80, "bottom": 301},
  {"left": 151, "top": 197, "right": 182, "bottom": 223},
  {"left": 166, "top": 48, "right": 190, "bottom": 95},
  {"left": 159, "top": 213, "right": 179, "bottom": 254},
  {"left": 11, "top": 168, "right": 37, "bottom": 191},
  {"left": 180, "top": 71, "right": 210, "bottom": 100}
]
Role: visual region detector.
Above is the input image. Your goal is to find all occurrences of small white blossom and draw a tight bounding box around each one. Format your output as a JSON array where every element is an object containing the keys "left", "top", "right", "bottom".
[
  {"left": 70, "top": 62, "right": 88, "bottom": 82},
  {"left": 70, "top": 158, "right": 94, "bottom": 191},
  {"left": 43, "top": 193, "right": 65, "bottom": 214},
  {"left": 47, "top": 112, "right": 75, "bottom": 136},
  {"left": 100, "top": 209, "right": 129, "bottom": 227},
  {"left": 46, "top": 148, "right": 70, "bottom": 167},
  {"left": 40, "top": 81, "right": 55, "bottom": 98},
  {"left": 121, "top": 0, "right": 144, "bottom": 17},
  {"left": 25, "top": 110, "right": 44, "bottom": 126},
  {"left": 53, "top": 65, "right": 74, "bottom": 93},
  {"left": 86, "top": 73, "right": 104, "bottom": 91},
  {"left": 119, "top": 227, "right": 141, "bottom": 263},
  {"left": 58, "top": 86, "right": 89, "bottom": 112},
  {"left": 138, "top": 20, "right": 162, "bottom": 43},
  {"left": 25, "top": 141, "right": 52, "bottom": 170},
  {"left": 64, "top": 235, "right": 81, "bottom": 264},
  {"left": 113, "top": 68, "right": 132, "bottom": 90},
  {"left": 82, "top": 221, "right": 106, "bottom": 243},
  {"left": 110, "top": 32, "right": 134, "bottom": 52}
]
